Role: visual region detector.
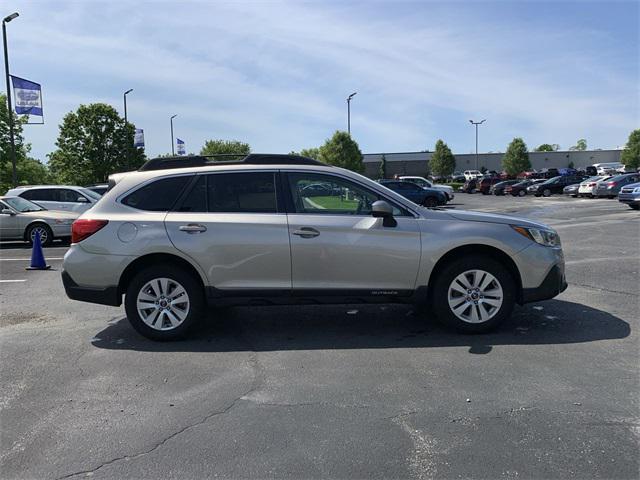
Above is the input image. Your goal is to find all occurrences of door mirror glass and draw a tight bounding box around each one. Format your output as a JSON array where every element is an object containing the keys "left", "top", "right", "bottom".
[{"left": 76, "top": 196, "right": 88, "bottom": 203}]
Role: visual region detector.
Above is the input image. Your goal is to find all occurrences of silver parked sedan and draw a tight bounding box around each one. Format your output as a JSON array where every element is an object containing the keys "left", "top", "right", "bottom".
[{"left": 0, "top": 196, "right": 79, "bottom": 246}]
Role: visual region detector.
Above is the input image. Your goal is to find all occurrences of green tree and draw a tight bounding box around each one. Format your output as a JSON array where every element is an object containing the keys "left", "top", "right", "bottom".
[
  {"left": 378, "top": 154, "right": 387, "bottom": 179},
  {"left": 200, "top": 139, "right": 250, "bottom": 159},
  {"left": 502, "top": 137, "right": 531, "bottom": 176},
  {"left": 620, "top": 129, "right": 640, "bottom": 170},
  {"left": 535, "top": 144, "right": 557, "bottom": 152},
  {"left": 570, "top": 139, "right": 587, "bottom": 151},
  {"left": 1, "top": 93, "right": 51, "bottom": 193},
  {"left": 429, "top": 139, "right": 456, "bottom": 177},
  {"left": 48, "top": 103, "right": 145, "bottom": 185},
  {"left": 318, "top": 131, "right": 364, "bottom": 173},
  {"left": 300, "top": 147, "right": 320, "bottom": 160}
]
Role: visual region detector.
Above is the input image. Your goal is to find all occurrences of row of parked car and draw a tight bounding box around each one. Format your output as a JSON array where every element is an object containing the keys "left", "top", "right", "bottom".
[
  {"left": 458, "top": 172, "right": 640, "bottom": 210},
  {"left": 0, "top": 184, "right": 106, "bottom": 246}
]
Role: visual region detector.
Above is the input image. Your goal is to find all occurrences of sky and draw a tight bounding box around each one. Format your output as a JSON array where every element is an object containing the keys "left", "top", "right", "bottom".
[{"left": 3, "top": 0, "right": 639, "bottom": 162}]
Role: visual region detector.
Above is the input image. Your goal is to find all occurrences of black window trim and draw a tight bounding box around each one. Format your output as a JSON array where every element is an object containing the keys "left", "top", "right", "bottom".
[
  {"left": 281, "top": 170, "right": 417, "bottom": 218},
  {"left": 172, "top": 170, "right": 284, "bottom": 215}
]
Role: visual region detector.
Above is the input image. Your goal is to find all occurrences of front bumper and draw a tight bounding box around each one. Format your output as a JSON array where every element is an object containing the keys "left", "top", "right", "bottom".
[
  {"left": 618, "top": 193, "right": 640, "bottom": 205},
  {"left": 521, "top": 265, "right": 568, "bottom": 304},
  {"left": 62, "top": 270, "right": 121, "bottom": 306}
]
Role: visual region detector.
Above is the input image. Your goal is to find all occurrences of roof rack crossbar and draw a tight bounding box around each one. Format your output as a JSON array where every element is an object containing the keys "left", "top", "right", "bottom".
[{"left": 138, "top": 153, "right": 327, "bottom": 172}]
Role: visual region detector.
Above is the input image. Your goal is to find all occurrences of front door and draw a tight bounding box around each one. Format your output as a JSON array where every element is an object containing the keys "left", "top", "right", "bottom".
[
  {"left": 0, "top": 201, "right": 20, "bottom": 238},
  {"left": 165, "top": 172, "right": 291, "bottom": 291},
  {"left": 284, "top": 172, "right": 421, "bottom": 293}
]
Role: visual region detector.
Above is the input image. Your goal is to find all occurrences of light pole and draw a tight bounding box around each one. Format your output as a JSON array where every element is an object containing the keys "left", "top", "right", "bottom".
[
  {"left": 469, "top": 119, "right": 486, "bottom": 171},
  {"left": 170, "top": 114, "right": 177, "bottom": 155},
  {"left": 3, "top": 12, "right": 19, "bottom": 188},
  {"left": 347, "top": 92, "right": 357, "bottom": 135},
  {"left": 123, "top": 89, "right": 133, "bottom": 123}
]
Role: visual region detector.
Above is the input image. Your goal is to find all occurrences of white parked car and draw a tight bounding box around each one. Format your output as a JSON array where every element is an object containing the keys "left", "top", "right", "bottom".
[
  {"left": 397, "top": 176, "right": 455, "bottom": 201},
  {"left": 463, "top": 170, "right": 483, "bottom": 180},
  {"left": 4, "top": 185, "right": 102, "bottom": 213},
  {"left": 592, "top": 163, "right": 623, "bottom": 176},
  {"left": 577, "top": 176, "right": 611, "bottom": 197}
]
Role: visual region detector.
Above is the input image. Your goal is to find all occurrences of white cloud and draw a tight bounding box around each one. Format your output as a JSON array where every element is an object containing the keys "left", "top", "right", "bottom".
[{"left": 5, "top": 0, "right": 638, "bottom": 161}]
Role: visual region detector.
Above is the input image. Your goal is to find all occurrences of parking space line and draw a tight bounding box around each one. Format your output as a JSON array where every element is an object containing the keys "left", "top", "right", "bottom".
[
  {"left": 0, "top": 279, "right": 27, "bottom": 283},
  {"left": 1, "top": 257, "right": 65, "bottom": 261}
]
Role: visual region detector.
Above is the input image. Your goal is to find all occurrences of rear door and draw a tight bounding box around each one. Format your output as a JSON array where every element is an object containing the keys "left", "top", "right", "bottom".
[
  {"left": 165, "top": 171, "right": 291, "bottom": 291},
  {"left": 284, "top": 171, "right": 421, "bottom": 293},
  {"left": 57, "top": 188, "right": 93, "bottom": 212}
]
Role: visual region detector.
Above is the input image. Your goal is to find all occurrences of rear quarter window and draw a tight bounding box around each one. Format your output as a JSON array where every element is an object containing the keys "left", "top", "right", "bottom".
[{"left": 122, "top": 176, "right": 192, "bottom": 211}]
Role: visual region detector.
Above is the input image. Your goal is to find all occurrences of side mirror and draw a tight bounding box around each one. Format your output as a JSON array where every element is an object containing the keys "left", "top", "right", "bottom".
[
  {"left": 1, "top": 208, "right": 16, "bottom": 215},
  {"left": 371, "top": 200, "right": 397, "bottom": 227},
  {"left": 76, "top": 196, "right": 88, "bottom": 203}
]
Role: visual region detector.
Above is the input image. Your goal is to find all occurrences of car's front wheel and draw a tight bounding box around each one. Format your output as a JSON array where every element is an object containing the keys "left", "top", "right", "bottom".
[
  {"left": 432, "top": 257, "right": 516, "bottom": 333},
  {"left": 542, "top": 189, "right": 551, "bottom": 197},
  {"left": 518, "top": 190, "right": 526, "bottom": 197},
  {"left": 125, "top": 266, "right": 204, "bottom": 341},
  {"left": 423, "top": 197, "right": 438, "bottom": 208}
]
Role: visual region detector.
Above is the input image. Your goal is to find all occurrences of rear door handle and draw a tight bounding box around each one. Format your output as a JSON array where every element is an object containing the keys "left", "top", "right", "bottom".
[
  {"left": 179, "top": 224, "right": 207, "bottom": 234},
  {"left": 292, "top": 227, "right": 320, "bottom": 238}
]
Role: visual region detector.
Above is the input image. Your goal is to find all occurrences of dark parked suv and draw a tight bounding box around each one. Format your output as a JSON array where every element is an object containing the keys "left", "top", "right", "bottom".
[
  {"left": 531, "top": 176, "right": 586, "bottom": 197},
  {"left": 478, "top": 177, "right": 502, "bottom": 195},
  {"left": 378, "top": 180, "right": 447, "bottom": 207}
]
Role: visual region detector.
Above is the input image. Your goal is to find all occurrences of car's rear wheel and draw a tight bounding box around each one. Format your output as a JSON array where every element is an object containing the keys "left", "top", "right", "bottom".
[
  {"left": 125, "top": 266, "right": 204, "bottom": 341},
  {"left": 432, "top": 257, "right": 516, "bottom": 333},
  {"left": 423, "top": 197, "right": 438, "bottom": 208},
  {"left": 542, "top": 189, "right": 551, "bottom": 197},
  {"left": 518, "top": 190, "right": 526, "bottom": 197},
  {"left": 26, "top": 223, "right": 53, "bottom": 247}
]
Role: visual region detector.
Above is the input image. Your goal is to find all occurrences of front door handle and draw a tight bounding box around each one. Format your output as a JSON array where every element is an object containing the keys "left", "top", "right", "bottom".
[
  {"left": 179, "top": 224, "right": 207, "bottom": 234},
  {"left": 292, "top": 227, "right": 320, "bottom": 238}
]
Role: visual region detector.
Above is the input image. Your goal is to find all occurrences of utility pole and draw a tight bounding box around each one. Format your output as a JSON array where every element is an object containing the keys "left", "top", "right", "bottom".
[
  {"left": 347, "top": 92, "right": 357, "bottom": 135},
  {"left": 123, "top": 89, "right": 133, "bottom": 123},
  {"left": 3, "top": 12, "right": 19, "bottom": 188},
  {"left": 469, "top": 119, "right": 486, "bottom": 171},
  {"left": 170, "top": 114, "right": 177, "bottom": 155}
]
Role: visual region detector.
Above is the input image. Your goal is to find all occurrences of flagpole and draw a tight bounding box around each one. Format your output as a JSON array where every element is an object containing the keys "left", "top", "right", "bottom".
[{"left": 3, "top": 12, "right": 19, "bottom": 188}]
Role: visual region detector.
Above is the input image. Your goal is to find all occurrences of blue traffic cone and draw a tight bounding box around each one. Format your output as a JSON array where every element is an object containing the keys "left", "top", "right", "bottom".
[{"left": 26, "top": 231, "right": 51, "bottom": 270}]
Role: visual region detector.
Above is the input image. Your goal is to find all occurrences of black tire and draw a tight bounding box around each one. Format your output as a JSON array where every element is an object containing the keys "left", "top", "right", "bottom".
[
  {"left": 423, "top": 197, "right": 438, "bottom": 208},
  {"left": 630, "top": 204, "right": 639, "bottom": 210},
  {"left": 543, "top": 189, "right": 551, "bottom": 197},
  {"left": 518, "top": 190, "right": 526, "bottom": 197},
  {"left": 124, "top": 265, "right": 204, "bottom": 341},
  {"left": 431, "top": 256, "right": 516, "bottom": 334},
  {"left": 26, "top": 223, "right": 53, "bottom": 247}
]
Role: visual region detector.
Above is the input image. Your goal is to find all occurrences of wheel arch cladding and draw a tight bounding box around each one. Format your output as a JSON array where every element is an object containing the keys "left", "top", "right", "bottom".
[
  {"left": 118, "top": 253, "right": 205, "bottom": 297},
  {"left": 428, "top": 244, "right": 524, "bottom": 303}
]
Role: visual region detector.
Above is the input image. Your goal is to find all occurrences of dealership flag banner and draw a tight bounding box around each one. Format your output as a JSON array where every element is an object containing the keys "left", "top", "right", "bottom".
[
  {"left": 134, "top": 129, "right": 145, "bottom": 148},
  {"left": 177, "top": 138, "right": 186, "bottom": 155},
  {"left": 10, "top": 75, "right": 44, "bottom": 123}
]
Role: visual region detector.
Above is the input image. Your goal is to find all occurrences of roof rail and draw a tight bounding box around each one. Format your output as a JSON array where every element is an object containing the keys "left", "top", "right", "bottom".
[{"left": 138, "top": 153, "right": 326, "bottom": 172}]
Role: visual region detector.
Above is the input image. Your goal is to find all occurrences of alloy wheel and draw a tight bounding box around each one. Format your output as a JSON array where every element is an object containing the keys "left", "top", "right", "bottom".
[
  {"left": 29, "top": 226, "right": 49, "bottom": 244},
  {"left": 447, "top": 269, "right": 504, "bottom": 324},
  {"left": 136, "top": 277, "right": 190, "bottom": 331}
]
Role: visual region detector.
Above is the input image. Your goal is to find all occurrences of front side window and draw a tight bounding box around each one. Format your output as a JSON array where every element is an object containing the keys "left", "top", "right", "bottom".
[
  {"left": 176, "top": 172, "right": 277, "bottom": 213},
  {"left": 288, "top": 173, "right": 407, "bottom": 216},
  {"left": 58, "top": 189, "right": 84, "bottom": 202},
  {"left": 123, "top": 176, "right": 192, "bottom": 211}
]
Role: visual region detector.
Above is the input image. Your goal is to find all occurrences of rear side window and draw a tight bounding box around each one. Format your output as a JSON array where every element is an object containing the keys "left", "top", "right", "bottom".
[
  {"left": 21, "top": 189, "right": 55, "bottom": 201},
  {"left": 123, "top": 176, "right": 191, "bottom": 211},
  {"left": 176, "top": 172, "right": 277, "bottom": 213}
]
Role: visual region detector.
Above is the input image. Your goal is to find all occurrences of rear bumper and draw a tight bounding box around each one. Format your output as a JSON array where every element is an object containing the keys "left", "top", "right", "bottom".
[
  {"left": 520, "top": 265, "right": 568, "bottom": 304},
  {"left": 61, "top": 270, "right": 121, "bottom": 307}
]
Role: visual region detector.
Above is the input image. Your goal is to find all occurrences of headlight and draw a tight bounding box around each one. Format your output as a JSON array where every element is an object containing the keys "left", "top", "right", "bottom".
[
  {"left": 512, "top": 225, "right": 561, "bottom": 248},
  {"left": 634, "top": 187, "right": 640, "bottom": 193}
]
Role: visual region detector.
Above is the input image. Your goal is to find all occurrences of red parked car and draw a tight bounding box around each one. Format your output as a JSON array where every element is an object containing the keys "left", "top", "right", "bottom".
[{"left": 478, "top": 176, "right": 502, "bottom": 195}]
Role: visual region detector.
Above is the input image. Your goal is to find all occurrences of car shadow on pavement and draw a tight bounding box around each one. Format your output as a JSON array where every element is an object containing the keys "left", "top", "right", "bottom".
[{"left": 91, "top": 299, "right": 630, "bottom": 354}]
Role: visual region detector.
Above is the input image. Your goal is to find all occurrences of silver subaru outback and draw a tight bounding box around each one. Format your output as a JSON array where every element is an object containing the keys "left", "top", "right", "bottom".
[{"left": 62, "top": 154, "right": 566, "bottom": 341}]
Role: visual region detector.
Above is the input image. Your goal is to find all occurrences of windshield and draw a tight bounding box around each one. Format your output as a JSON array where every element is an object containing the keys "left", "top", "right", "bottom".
[
  {"left": 3, "top": 196, "right": 46, "bottom": 212},
  {"left": 80, "top": 188, "right": 102, "bottom": 200}
]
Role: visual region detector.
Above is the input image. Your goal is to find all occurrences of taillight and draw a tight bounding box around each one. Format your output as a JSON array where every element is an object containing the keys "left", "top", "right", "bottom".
[
  {"left": 607, "top": 182, "right": 616, "bottom": 186},
  {"left": 72, "top": 219, "right": 108, "bottom": 243},
  {"left": 589, "top": 183, "right": 596, "bottom": 187}
]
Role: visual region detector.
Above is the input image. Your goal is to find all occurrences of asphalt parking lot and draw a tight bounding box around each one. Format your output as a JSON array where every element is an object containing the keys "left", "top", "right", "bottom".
[{"left": 1, "top": 194, "right": 638, "bottom": 479}]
